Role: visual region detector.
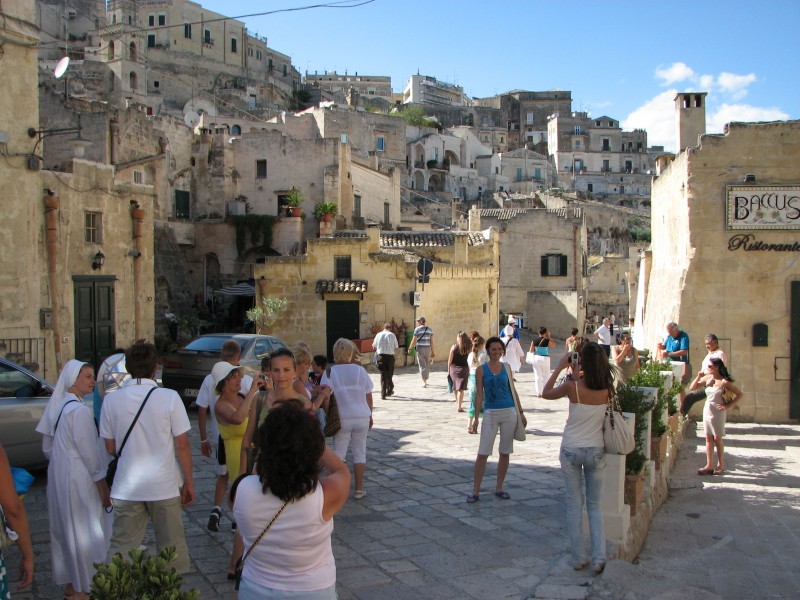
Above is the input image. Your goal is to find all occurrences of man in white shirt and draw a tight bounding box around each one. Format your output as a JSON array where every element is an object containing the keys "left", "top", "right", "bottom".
[
  {"left": 372, "top": 323, "right": 399, "bottom": 399},
  {"left": 681, "top": 333, "right": 728, "bottom": 416},
  {"left": 100, "top": 343, "right": 194, "bottom": 573},
  {"left": 196, "top": 340, "right": 253, "bottom": 532},
  {"left": 594, "top": 318, "right": 612, "bottom": 357}
]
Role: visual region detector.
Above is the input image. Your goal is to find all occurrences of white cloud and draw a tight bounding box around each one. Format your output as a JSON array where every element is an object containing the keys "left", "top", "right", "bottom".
[
  {"left": 698, "top": 74, "right": 715, "bottom": 89},
  {"left": 707, "top": 103, "right": 790, "bottom": 134},
  {"left": 622, "top": 89, "right": 677, "bottom": 150},
  {"left": 716, "top": 72, "right": 757, "bottom": 101},
  {"left": 655, "top": 62, "right": 695, "bottom": 86}
]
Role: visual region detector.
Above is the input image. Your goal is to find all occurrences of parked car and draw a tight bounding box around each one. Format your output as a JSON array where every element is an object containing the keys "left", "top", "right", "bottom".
[
  {"left": 161, "top": 333, "right": 288, "bottom": 405},
  {"left": 0, "top": 357, "right": 54, "bottom": 469}
]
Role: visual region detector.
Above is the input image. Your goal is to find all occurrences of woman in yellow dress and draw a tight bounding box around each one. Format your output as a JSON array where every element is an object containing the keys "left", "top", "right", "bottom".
[{"left": 211, "top": 361, "right": 266, "bottom": 580}]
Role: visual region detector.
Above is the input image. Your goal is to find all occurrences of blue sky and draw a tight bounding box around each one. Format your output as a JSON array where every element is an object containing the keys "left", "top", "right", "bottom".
[{"left": 202, "top": 0, "right": 798, "bottom": 151}]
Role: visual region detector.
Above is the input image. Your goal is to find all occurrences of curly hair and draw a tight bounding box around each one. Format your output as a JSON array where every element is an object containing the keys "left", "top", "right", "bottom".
[
  {"left": 255, "top": 401, "right": 324, "bottom": 502},
  {"left": 485, "top": 336, "right": 505, "bottom": 355}
]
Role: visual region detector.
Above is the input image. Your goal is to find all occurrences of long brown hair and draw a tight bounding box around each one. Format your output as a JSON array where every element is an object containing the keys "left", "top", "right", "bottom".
[
  {"left": 581, "top": 342, "right": 615, "bottom": 394},
  {"left": 456, "top": 331, "right": 470, "bottom": 355}
]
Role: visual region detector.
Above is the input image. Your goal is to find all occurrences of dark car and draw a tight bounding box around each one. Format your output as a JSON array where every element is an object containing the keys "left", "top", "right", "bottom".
[
  {"left": 0, "top": 357, "right": 54, "bottom": 468},
  {"left": 161, "top": 334, "right": 287, "bottom": 405}
]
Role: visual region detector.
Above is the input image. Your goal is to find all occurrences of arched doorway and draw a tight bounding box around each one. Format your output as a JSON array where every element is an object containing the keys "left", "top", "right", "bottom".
[
  {"left": 129, "top": 71, "right": 137, "bottom": 91},
  {"left": 413, "top": 170, "right": 426, "bottom": 191},
  {"left": 129, "top": 42, "right": 137, "bottom": 61}
]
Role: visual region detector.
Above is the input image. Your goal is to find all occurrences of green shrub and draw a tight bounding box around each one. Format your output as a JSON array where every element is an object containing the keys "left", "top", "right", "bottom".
[{"left": 92, "top": 547, "right": 199, "bottom": 600}]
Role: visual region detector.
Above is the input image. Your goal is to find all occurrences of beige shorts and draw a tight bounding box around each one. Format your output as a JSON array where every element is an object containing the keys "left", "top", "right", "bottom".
[{"left": 478, "top": 407, "right": 518, "bottom": 456}]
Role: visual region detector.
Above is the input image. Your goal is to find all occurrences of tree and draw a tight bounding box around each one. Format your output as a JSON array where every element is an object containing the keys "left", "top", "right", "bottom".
[
  {"left": 246, "top": 296, "right": 288, "bottom": 334},
  {"left": 400, "top": 105, "right": 438, "bottom": 128}
]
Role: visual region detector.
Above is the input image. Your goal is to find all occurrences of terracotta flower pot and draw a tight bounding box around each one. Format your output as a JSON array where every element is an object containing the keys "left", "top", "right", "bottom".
[
  {"left": 289, "top": 206, "right": 302, "bottom": 217},
  {"left": 625, "top": 473, "right": 645, "bottom": 515},
  {"left": 651, "top": 435, "right": 669, "bottom": 469}
]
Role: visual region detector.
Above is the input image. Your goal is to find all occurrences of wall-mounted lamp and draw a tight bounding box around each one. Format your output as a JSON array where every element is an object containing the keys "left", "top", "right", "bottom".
[
  {"left": 91, "top": 250, "right": 105, "bottom": 270},
  {"left": 744, "top": 173, "right": 756, "bottom": 183},
  {"left": 27, "top": 123, "right": 86, "bottom": 162}
]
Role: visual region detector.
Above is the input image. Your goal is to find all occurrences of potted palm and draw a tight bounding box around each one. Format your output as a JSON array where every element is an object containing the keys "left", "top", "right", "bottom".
[
  {"left": 285, "top": 188, "right": 303, "bottom": 217},
  {"left": 314, "top": 201, "right": 338, "bottom": 222}
]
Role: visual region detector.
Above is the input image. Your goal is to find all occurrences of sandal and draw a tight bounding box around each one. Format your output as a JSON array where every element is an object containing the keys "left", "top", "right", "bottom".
[
  {"left": 494, "top": 490, "right": 511, "bottom": 500},
  {"left": 354, "top": 490, "right": 366, "bottom": 499},
  {"left": 713, "top": 468, "right": 725, "bottom": 475},
  {"left": 697, "top": 467, "right": 714, "bottom": 476},
  {"left": 466, "top": 494, "right": 480, "bottom": 504}
]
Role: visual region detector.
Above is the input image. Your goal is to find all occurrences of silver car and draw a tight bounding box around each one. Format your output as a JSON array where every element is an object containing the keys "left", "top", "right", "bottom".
[{"left": 0, "top": 357, "right": 53, "bottom": 468}]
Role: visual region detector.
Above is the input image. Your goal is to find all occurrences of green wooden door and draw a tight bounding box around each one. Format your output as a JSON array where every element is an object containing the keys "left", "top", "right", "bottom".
[
  {"left": 73, "top": 277, "right": 116, "bottom": 370},
  {"left": 325, "top": 300, "right": 359, "bottom": 360}
]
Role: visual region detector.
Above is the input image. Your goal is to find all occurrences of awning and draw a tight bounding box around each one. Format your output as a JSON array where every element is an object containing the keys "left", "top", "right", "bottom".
[{"left": 213, "top": 282, "right": 255, "bottom": 297}]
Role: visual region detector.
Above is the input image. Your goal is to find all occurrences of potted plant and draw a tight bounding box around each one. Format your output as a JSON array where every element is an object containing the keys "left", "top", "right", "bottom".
[
  {"left": 624, "top": 450, "right": 647, "bottom": 515},
  {"left": 616, "top": 382, "right": 654, "bottom": 474},
  {"left": 92, "top": 546, "right": 199, "bottom": 599},
  {"left": 629, "top": 362, "right": 671, "bottom": 468},
  {"left": 314, "top": 201, "right": 338, "bottom": 222},
  {"left": 285, "top": 188, "right": 303, "bottom": 217}
]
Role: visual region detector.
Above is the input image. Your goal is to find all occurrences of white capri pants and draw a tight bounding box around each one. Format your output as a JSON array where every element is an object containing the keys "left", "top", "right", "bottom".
[{"left": 333, "top": 416, "right": 371, "bottom": 464}]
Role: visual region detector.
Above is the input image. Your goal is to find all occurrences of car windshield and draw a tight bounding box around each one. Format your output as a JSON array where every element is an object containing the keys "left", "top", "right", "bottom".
[{"left": 183, "top": 337, "right": 229, "bottom": 353}]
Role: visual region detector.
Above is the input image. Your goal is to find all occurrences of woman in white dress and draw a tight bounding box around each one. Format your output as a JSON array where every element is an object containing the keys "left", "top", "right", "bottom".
[
  {"left": 35, "top": 359, "right": 111, "bottom": 599},
  {"left": 500, "top": 324, "right": 525, "bottom": 373}
]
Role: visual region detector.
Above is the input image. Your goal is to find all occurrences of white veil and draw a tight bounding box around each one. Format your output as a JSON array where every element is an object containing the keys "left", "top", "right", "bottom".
[{"left": 35, "top": 359, "right": 89, "bottom": 438}]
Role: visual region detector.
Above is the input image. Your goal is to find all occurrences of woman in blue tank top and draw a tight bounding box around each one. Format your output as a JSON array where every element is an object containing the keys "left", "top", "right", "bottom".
[{"left": 467, "top": 337, "right": 526, "bottom": 503}]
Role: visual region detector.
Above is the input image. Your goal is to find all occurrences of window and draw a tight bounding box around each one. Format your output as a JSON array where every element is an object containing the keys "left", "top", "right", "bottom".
[
  {"left": 353, "top": 194, "right": 361, "bottom": 218},
  {"left": 283, "top": 64, "right": 288, "bottom": 76},
  {"left": 602, "top": 138, "right": 610, "bottom": 151},
  {"left": 148, "top": 14, "right": 155, "bottom": 27},
  {"left": 376, "top": 136, "right": 385, "bottom": 152},
  {"left": 84, "top": 212, "right": 102, "bottom": 243},
  {"left": 574, "top": 139, "right": 581, "bottom": 149},
  {"left": 147, "top": 34, "right": 155, "bottom": 47},
  {"left": 541, "top": 254, "right": 567, "bottom": 277},
  {"left": 574, "top": 126, "right": 582, "bottom": 135},
  {"left": 268, "top": 58, "right": 273, "bottom": 71},
  {"left": 184, "top": 23, "right": 191, "bottom": 39},
  {"left": 334, "top": 255, "right": 351, "bottom": 279},
  {"left": 256, "top": 159, "right": 267, "bottom": 179},
  {"left": 516, "top": 167, "right": 523, "bottom": 182},
  {"left": 587, "top": 183, "right": 593, "bottom": 192},
  {"left": 158, "top": 14, "right": 165, "bottom": 26},
  {"left": 133, "top": 170, "right": 143, "bottom": 184},
  {"left": 534, "top": 167, "right": 541, "bottom": 180},
  {"left": 231, "top": 125, "right": 241, "bottom": 135},
  {"left": 526, "top": 112, "right": 534, "bottom": 124},
  {"left": 175, "top": 190, "right": 190, "bottom": 218},
  {"left": 602, "top": 159, "right": 611, "bottom": 173},
  {"left": 204, "top": 29, "right": 212, "bottom": 44},
  {"left": 384, "top": 202, "right": 390, "bottom": 225},
  {"left": 231, "top": 37, "right": 237, "bottom": 53}
]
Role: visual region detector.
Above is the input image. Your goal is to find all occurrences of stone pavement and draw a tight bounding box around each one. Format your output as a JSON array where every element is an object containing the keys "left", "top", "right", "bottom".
[{"left": 4, "top": 346, "right": 800, "bottom": 599}]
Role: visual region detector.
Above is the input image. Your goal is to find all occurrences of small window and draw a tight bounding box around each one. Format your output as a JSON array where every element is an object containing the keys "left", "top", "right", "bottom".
[
  {"left": 204, "top": 29, "right": 212, "bottom": 44},
  {"left": 148, "top": 14, "right": 155, "bottom": 27},
  {"left": 184, "top": 23, "right": 191, "bottom": 39},
  {"left": 133, "top": 170, "right": 143, "bottom": 184},
  {"left": 175, "top": 190, "right": 190, "bottom": 218},
  {"left": 541, "top": 254, "right": 567, "bottom": 277},
  {"left": 574, "top": 139, "right": 581, "bottom": 148},
  {"left": 147, "top": 34, "right": 155, "bottom": 47},
  {"left": 516, "top": 167, "right": 523, "bottom": 182},
  {"left": 158, "top": 14, "right": 165, "bottom": 26},
  {"left": 526, "top": 112, "right": 534, "bottom": 124},
  {"left": 283, "top": 64, "right": 288, "bottom": 76},
  {"left": 384, "top": 202, "right": 390, "bottom": 225},
  {"left": 268, "top": 58, "right": 273, "bottom": 71},
  {"left": 85, "top": 212, "right": 102, "bottom": 243},
  {"left": 256, "top": 159, "right": 267, "bottom": 179},
  {"left": 334, "top": 255, "right": 352, "bottom": 280},
  {"left": 376, "top": 136, "right": 385, "bottom": 152},
  {"left": 353, "top": 194, "right": 361, "bottom": 218},
  {"left": 602, "top": 138, "right": 610, "bottom": 151},
  {"left": 231, "top": 37, "right": 237, "bottom": 53}
]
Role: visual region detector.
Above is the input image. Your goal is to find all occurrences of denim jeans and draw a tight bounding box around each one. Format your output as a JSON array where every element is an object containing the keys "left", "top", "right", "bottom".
[{"left": 559, "top": 446, "right": 606, "bottom": 565}]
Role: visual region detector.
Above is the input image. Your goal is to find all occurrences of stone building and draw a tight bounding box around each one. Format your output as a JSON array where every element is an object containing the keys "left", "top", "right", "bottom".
[
  {"left": 305, "top": 71, "right": 392, "bottom": 100},
  {"left": 470, "top": 206, "right": 587, "bottom": 338},
  {"left": 547, "top": 111, "right": 653, "bottom": 199},
  {"left": 0, "top": 1, "right": 155, "bottom": 379},
  {"left": 495, "top": 148, "right": 557, "bottom": 193},
  {"left": 641, "top": 93, "right": 800, "bottom": 421},
  {"left": 255, "top": 227, "right": 500, "bottom": 359}
]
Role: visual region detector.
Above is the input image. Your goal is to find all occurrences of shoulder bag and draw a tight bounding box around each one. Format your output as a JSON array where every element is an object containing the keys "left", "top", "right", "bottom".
[
  {"left": 106, "top": 387, "right": 157, "bottom": 487},
  {"left": 234, "top": 499, "right": 290, "bottom": 590},
  {"left": 603, "top": 391, "right": 635, "bottom": 455},
  {"left": 322, "top": 367, "right": 341, "bottom": 437},
  {"left": 503, "top": 364, "right": 526, "bottom": 442}
]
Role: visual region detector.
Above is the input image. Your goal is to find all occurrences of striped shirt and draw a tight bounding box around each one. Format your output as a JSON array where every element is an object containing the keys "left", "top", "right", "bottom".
[{"left": 413, "top": 325, "right": 433, "bottom": 346}]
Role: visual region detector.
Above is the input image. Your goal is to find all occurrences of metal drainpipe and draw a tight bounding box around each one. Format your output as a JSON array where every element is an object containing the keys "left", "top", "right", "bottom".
[
  {"left": 131, "top": 205, "right": 145, "bottom": 340},
  {"left": 45, "top": 192, "right": 63, "bottom": 372}
]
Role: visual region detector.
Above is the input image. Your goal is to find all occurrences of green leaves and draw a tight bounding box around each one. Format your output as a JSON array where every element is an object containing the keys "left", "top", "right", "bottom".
[{"left": 91, "top": 546, "right": 199, "bottom": 600}]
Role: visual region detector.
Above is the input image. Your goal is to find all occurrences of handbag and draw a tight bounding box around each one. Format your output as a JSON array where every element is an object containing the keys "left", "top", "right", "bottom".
[
  {"left": 722, "top": 387, "right": 736, "bottom": 404},
  {"left": 106, "top": 387, "right": 157, "bottom": 487},
  {"left": 322, "top": 367, "right": 341, "bottom": 437},
  {"left": 447, "top": 374, "right": 454, "bottom": 394},
  {"left": 525, "top": 351, "right": 536, "bottom": 365},
  {"left": 603, "top": 393, "right": 635, "bottom": 455},
  {"left": 504, "top": 364, "right": 526, "bottom": 442},
  {"left": 235, "top": 499, "right": 289, "bottom": 590}
]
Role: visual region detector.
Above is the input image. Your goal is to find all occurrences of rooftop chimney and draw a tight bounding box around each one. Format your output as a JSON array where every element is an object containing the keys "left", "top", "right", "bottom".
[{"left": 674, "top": 92, "right": 707, "bottom": 153}]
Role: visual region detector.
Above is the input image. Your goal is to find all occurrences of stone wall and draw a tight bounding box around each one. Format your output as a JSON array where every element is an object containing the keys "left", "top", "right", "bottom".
[{"left": 643, "top": 120, "right": 800, "bottom": 421}]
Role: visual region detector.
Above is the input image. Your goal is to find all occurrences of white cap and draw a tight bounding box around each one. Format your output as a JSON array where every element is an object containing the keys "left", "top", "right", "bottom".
[
  {"left": 507, "top": 315, "right": 516, "bottom": 324},
  {"left": 211, "top": 361, "right": 242, "bottom": 387}
]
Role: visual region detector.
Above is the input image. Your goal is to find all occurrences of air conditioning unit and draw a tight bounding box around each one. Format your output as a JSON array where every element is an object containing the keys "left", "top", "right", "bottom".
[{"left": 226, "top": 201, "right": 246, "bottom": 216}]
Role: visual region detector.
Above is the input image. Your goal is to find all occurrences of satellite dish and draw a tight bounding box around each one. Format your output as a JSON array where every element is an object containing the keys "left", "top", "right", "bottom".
[
  {"left": 184, "top": 112, "right": 200, "bottom": 128},
  {"left": 54, "top": 56, "right": 70, "bottom": 79}
]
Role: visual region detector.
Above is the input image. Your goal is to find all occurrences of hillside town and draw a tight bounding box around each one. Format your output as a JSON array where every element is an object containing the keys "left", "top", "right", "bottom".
[{"left": 1, "top": 0, "right": 799, "bottom": 599}]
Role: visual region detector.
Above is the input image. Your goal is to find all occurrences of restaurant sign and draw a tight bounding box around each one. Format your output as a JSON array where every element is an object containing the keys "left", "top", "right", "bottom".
[{"left": 726, "top": 185, "right": 800, "bottom": 230}]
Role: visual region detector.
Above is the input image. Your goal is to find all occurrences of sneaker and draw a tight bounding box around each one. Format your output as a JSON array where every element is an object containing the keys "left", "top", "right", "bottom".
[{"left": 207, "top": 507, "right": 221, "bottom": 532}]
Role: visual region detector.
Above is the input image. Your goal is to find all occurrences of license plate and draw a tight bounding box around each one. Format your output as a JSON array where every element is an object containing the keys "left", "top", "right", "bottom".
[{"left": 184, "top": 388, "right": 198, "bottom": 398}]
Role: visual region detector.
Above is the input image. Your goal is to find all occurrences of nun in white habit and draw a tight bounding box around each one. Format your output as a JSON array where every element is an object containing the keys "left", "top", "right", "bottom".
[
  {"left": 35, "top": 359, "right": 111, "bottom": 599},
  {"left": 500, "top": 324, "right": 525, "bottom": 373}
]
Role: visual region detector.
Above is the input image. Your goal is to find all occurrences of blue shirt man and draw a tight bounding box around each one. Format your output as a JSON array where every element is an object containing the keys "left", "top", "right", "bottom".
[
  {"left": 499, "top": 316, "right": 521, "bottom": 340},
  {"left": 661, "top": 322, "right": 690, "bottom": 363}
]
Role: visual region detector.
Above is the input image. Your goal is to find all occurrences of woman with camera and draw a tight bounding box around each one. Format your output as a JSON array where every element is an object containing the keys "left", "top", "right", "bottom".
[
  {"left": 233, "top": 401, "right": 350, "bottom": 599},
  {"left": 542, "top": 343, "right": 614, "bottom": 574},
  {"left": 611, "top": 331, "right": 640, "bottom": 382}
]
